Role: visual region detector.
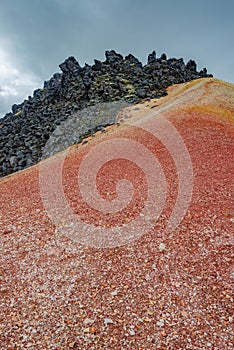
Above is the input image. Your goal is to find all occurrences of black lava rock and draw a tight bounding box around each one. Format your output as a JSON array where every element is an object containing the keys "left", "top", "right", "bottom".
[
  {"left": 147, "top": 51, "right": 157, "bottom": 64},
  {"left": 0, "top": 50, "right": 212, "bottom": 178}
]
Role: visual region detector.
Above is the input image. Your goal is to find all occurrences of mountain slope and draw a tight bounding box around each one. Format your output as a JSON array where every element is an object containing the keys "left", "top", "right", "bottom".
[
  {"left": 0, "top": 78, "right": 233, "bottom": 349},
  {"left": 0, "top": 50, "right": 212, "bottom": 178}
]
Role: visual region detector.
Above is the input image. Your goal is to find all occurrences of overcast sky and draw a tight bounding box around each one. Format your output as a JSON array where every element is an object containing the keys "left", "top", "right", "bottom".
[{"left": 0, "top": 0, "right": 233, "bottom": 117}]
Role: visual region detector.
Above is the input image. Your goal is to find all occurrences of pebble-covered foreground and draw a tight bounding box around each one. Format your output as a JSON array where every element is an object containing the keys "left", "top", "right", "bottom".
[{"left": 0, "top": 79, "right": 233, "bottom": 349}]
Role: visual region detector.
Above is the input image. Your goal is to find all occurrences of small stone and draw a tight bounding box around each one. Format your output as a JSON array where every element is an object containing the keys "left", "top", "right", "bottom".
[
  {"left": 90, "top": 326, "right": 96, "bottom": 334},
  {"left": 157, "top": 319, "right": 164, "bottom": 327},
  {"left": 181, "top": 310, "right": 187, "bottom": 317},
  {"left": 145, "top": 273, "right": 151, "bottom": 281},
  {"left": 84, "top": 318, "right": 94, "bottom": 325},
  {"left": 103, "top": 318, "right": 114, "bottom": 325},
  {"left": 159, "top": 243, "right": 166, "bottom": 251},
  {"left": 161, "top": 331, "right": 167, "bottom": 337},
  {"left": 111, "top": 289, "right": 118, "bottom": 296},
  {"left": 136, "top": 88, "right": 146, "bottom": 98},
  {"left": 147, "top": 310, "right": 154, "bottom": 315}
]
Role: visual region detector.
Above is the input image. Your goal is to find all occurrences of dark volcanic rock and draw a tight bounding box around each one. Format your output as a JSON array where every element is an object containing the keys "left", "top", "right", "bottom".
[
  {"left": 186, "top": 59, "right": 197, "bottom": 72},
  {"left": 160, "top": 53, "right": 167, "bottom": 61},
  {"left": 147, "top": 51, "right": 157, "bottom": 64},
  {"left": 59, "top": 56, "right": 81, "bottom": 74},
  {"left": 105, "top": 50, "right": 124, "bottom": 65},
  {"left": 0, "top": 50, "right": 212, "bottom": 178}
]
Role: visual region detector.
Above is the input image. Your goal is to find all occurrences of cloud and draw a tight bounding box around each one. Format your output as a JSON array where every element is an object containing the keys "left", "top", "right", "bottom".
[{"left": 0, "top": 48, "right": 41, "bottom": 116}]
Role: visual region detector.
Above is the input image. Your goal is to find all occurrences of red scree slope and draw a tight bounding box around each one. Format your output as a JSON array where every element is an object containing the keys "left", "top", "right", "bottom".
[{"left": 0, "top": 78, "right": 233, "bottom": 349}]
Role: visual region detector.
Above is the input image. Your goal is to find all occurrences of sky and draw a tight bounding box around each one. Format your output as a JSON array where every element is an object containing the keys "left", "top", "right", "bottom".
[{"left": 0, "top": 0, "right": 233, "bottom": 117}]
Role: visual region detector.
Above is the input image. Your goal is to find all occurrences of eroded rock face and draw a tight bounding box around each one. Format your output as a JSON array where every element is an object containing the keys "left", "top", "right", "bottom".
[{"left": 0, "top": 50, "right": 212, "bottom": 178}]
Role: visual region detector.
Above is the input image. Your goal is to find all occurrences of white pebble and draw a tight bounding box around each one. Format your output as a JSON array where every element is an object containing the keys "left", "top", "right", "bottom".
[
  {"left": 159, "top": 243, "right": 166, "bottom": 251},
  {"left": 103, "top": 318, "right": 114, "bottom": 325}
]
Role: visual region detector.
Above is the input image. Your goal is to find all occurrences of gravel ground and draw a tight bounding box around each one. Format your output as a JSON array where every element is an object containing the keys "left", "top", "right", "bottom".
[{"left": 0, "top": 78, "right": 233, "bottom": 349}]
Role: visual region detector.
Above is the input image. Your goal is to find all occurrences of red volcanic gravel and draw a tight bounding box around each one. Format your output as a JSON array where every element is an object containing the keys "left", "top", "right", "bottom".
[{"left": 0, "top": 78, "right": 233, "bottom": 349}]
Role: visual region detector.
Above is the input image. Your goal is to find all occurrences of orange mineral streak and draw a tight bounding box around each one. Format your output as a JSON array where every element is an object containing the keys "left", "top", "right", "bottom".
[{"left": 0, "top": 78, "right": 233, "bottom": 349}]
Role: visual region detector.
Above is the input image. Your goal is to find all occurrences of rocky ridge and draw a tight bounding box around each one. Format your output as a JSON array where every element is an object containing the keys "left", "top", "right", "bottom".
[{"left": 0, "top": 50, "right": 212, "bottom": 178}]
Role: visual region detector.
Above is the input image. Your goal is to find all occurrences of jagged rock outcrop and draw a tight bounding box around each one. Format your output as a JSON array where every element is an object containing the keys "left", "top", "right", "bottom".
[{"left": 0, "top": 50, "right": 212, "bottom": 177}]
